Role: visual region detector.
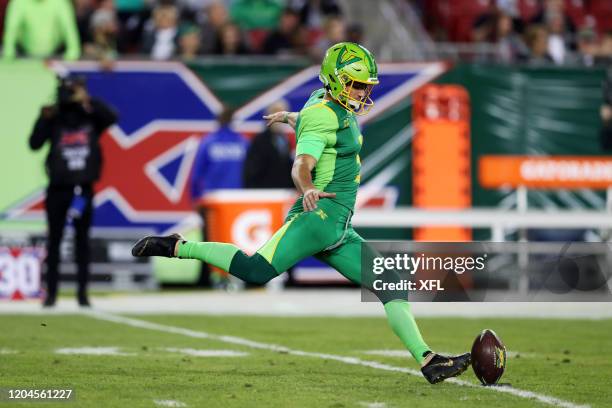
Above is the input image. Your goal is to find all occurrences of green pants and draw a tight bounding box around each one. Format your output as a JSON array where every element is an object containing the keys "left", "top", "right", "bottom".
[
  {"left": 177, "top": 198, "right": 430, "bottom": 362},
  {"left": 259, "top": 198, "right": 364, "bottom": 282},
  {"left": 180, "top": 198, "right": 403, "bottom": 302}
]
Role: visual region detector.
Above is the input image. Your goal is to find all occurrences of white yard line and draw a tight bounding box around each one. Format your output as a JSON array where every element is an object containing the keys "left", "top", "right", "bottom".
[
  {"left": 163, "top": 347, "right": 248, "bottom": 357},
  {"left": 86, "top": 311, "right": 589, "bottom": 408},
  {"left": 359, "top": 402, "right": 387, "bottom": 408},
  {"left": 362, "top": 350, "right": 536, "bottom": 359},
  {"left": 55, "top": 346, "right": 135, "bottom": 356},
  {"left": 153, "top": 399, "right": 187, "bottom": 407}
]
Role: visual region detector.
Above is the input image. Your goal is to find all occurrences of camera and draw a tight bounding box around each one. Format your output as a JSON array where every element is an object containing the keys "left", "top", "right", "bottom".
[{"left": 57, "top": 75, "right": 86, "bottom": 106}]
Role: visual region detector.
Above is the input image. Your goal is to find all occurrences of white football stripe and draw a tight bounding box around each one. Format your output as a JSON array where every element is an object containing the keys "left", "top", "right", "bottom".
[
  {"left": 55, "top": 347, "right": 135, "bottom": 356},
  {"left": 153, "top": 399, "right": 187, "bottom": 407},
  {"left": 87, "top": 311, "right": 589, "bottom": 408},
  {"left": 359, "top": 402, "right": 387, "bottom": 408},
  {"left": 362, "top": 350, "right": 536, "bottom": 359},
  {"left": 163, "top": 347, "right": 248, "bottom": 357}
]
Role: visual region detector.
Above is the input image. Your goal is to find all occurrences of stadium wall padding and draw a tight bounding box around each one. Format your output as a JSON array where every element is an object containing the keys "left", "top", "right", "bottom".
[{"left": 435, "top": 64, "right": 608, "bottom": 210}]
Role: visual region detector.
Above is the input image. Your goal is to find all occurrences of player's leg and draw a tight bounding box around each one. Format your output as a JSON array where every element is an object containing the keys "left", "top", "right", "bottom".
[
  {"left": 314, "top": 229, "right": 431, "bottom": 362},
  {"left": 133, "top": 200, "right": 344, "bottom": 285},
  {"left": 315, "top": 229, "right": 470, "bottom": 383}
]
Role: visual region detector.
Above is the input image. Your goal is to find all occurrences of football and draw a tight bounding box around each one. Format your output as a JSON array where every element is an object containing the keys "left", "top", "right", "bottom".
[{"left": 471, "top": 329, "right": 507, "bottom": 385}]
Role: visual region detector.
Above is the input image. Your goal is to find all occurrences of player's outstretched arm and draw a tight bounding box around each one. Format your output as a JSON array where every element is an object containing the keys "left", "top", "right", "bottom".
[
  {"left": 263, "top": 111, "right": 298, "bottom": 129},
  {"left": 291, "top": 154, "right": 335, "bottom": 211}
]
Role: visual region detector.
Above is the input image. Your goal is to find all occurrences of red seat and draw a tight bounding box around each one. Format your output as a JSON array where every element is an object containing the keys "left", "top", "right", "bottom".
[
  {"left": 589, "top": 0, "right": 612, "bottom": 32},
  {"left": 448, "top": 0, "right": 492, "bottom": 42},
  {"left": 306, "top": 28, "right": 323, "bottom": 47},
  {"left": 518, "top": 0, "right": 541, "bottom": 23},
  {"left": 564, "top": 0, "right": 587, "bottom": 27},
  {"left": 247, "top": 29, "right": 270, "bottom": 53}
]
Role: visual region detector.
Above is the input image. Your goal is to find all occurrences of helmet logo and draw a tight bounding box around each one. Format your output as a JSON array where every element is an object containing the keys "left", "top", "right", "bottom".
[{"left": 336, "top": 45, "right": 361, "bottom": 70}]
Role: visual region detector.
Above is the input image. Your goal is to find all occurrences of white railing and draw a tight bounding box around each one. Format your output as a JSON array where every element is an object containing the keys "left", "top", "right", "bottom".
[{"left": 352, "top": 207, "right": 612, "bottom": 242}]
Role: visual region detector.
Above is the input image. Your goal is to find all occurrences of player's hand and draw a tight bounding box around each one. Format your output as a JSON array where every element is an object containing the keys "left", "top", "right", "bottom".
[
  {"left": 263, "top": 111, "right": 289, "bottom": 127},
  {"left": 302, "top": 188, "right": 336, "bottom": 212}
]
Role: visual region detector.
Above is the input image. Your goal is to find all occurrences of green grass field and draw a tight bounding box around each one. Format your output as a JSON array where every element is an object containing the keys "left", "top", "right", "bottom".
[{"left": 1, "top": 313, "right": 610, "bottom": 407}]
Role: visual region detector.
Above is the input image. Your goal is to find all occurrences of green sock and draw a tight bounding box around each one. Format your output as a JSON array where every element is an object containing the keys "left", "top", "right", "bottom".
[
  {"left": 177, "top": 241, "right": 239, "bottom": 271},
  {"left": 177, "top": 241, "right": 279, "bottom": 285},
  {"left": 384, "top": 300, "right": 430, "bottom": 364}
]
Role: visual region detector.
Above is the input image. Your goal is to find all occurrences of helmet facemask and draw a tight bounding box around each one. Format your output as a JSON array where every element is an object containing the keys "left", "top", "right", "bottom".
[{"left": 336, "top": 74, "right": 375, "bottom": 115}]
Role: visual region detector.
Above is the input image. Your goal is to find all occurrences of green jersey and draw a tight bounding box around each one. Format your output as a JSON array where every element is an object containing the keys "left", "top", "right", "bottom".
[
  {"left": 293, "top": 88, "right": 363, "bottom": 211},
  {"left": 2, "top": 0, "right": 81, "bottom": 60}
]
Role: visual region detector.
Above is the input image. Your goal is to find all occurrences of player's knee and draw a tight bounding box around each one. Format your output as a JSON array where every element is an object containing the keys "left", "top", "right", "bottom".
[
  {"left": 232, "top": 252, "right": 279, "bottom": 285},
  {"left": 245, "top": 269, "right": 275, "bottom": 285}
]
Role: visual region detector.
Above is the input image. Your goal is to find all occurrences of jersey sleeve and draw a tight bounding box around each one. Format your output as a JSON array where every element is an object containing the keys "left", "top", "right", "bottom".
[{"left": 295, "top": 105, "right": 337, "bottom": 161}]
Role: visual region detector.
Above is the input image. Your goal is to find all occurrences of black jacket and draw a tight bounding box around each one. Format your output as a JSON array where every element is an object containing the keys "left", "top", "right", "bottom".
[
  {"left": 243, "top": 129, "right": 294, "bottom": 189},
  {"left": 29, "top": 99, "right": 118, "bottom": 186}
]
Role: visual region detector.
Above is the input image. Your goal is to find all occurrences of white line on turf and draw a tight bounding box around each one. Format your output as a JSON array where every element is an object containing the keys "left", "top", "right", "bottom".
[
  {"left": 86, "top": 311, "right": 589, "bottom": 408},
  {"left": 358, "top": 402, "right": 387, "bottom": 408},
  {"left": 0, "top": 348, "right": 17, "bottom": 354},
  {"left": 55, "top": 347, "right": 135, "bottom": 356},
  {"left": 163, "top": 347, "right": 249, "bottom": 357},
  {"left": 153, "top": 399, "right": 187, "bottom": 407},
  {"left": 362, "top": 350, "right": 535, "bottom": 359}
]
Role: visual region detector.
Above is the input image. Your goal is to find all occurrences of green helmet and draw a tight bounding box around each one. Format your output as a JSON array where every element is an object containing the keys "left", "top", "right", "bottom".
[{"left": 319, "top": 42, "right": 379, "bottom": 114}]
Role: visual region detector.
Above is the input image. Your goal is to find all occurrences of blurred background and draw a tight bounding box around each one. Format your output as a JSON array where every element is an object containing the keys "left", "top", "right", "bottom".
[{"left": 0, "top": 0, "right": 611, "bottom": 303}]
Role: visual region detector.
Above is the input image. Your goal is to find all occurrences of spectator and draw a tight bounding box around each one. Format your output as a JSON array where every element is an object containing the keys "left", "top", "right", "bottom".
[
  {"left": 346, "top": 22, "right": 364, "bottom": 45},
  {"left": 262, "top": 8, "right": 304, "bottom": 55},
  {"left": 494, "top": 11, "right": 529, "bottom": 62},
  {"left": 575, "top": 27, "right": 598, "bottom": 66},
  {"left": 230, "top": 0, "right": 284, "bottom": 31},
  {"left": 243, "top": 100, "right": 294, "bottom": 189},
  {"left": 191, "top": 107, "right": 248, "bottom": 197},
  {"left": 213, "top": 22, "right": 250, "bottom": 55},
  {"left": 141, "top": 3, "right": 179, "bottom": 60},
  {"left": 243, "top": 99, "right": 296, "bottom": 287},
  {"left": 177, "top": 23, "right": 202, "bottom": 60},
  {"left": 115, "top": 0, "right": 149, "bottom": 53},
  {"left": 530, "top": 0, "right": 576, "bottom": 35},
  {"left": 2, "top": 0, "right": 81, "bottom": 60},
  {"left": 525, "top": 24, "right": 553, "bottom": 65},
  {"left": 200, "top": 1, "right": 230, "bottom": 54},
  {"left": 190, "top": 107, "right": 249, "bottom": 287},
  {"left": 177, "top": 0, "right": 217, "bottom": 21},
  {"left": 29, "top": 75, "right": 117, "bottom": 307},
  {"left": 472, "top": 3, "right": 524, "bottom": 44},
  {"left": 290, "top": 0, "right": 342, "bottom": 29},
  {"left": 83, "top": 8, "right": 119, "bottom": 63},
  {"left": 596, "top": 30, "right": 612, "bottom": 64},
  {"left": 75, "top": 0, "right": 95, "bottom": 46},
  {"left": 311, "top": 16, "right": 346, "bottom": 60},
  {"left": 544, "top": 10, "right": 572, "bottom": 65}
]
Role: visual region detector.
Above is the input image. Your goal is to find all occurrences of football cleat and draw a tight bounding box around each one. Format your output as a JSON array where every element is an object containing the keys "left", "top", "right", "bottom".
[
  {"left": 421, "top": 352, "right": 471, "bottom": 384},
  {"left": 131, "top": 233, "right": 184, "bottom": 258}
]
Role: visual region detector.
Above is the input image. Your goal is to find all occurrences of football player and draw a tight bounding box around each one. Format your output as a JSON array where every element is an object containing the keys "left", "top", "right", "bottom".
[{"left": 132, "top": 42, "right": 470, "bottom": 383}]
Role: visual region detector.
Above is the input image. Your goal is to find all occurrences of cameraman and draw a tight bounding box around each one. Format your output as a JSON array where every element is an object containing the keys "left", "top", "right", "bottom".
[{"left": 29, "top": 76, "right": 117, "bottom": 307}]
